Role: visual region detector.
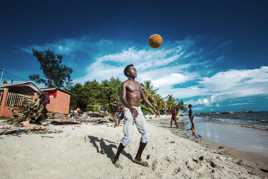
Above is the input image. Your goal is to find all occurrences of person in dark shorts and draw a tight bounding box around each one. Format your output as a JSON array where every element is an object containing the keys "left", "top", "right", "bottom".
[{"left": 188, "top": 104, "right": 198, "bottom": 137}]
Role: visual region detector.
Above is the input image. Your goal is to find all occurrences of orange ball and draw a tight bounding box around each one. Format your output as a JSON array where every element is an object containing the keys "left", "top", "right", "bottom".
[{"left": 148, "top": 34, "right": 163, "bottom": 48}]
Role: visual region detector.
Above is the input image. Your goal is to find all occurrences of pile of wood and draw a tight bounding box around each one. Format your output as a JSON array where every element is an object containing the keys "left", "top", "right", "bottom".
[
  {"left": 0, "top": 120, "right": 62, "bottom": 136},
  {"left": 0, "top": 127, "right": 46, "bottom": 135},
  {"left": 87, "top": 111, "right": 108, "bottom": 118},
  {"left": 50, "top": 120, "right": 80, "bottom": 125},
  {"left": 9, "top": 97, "right": 46, "bottom": 125}
]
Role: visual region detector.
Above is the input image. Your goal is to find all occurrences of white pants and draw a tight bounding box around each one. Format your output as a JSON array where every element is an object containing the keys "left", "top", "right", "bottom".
[{"left": 121, "top": 107, "right": 149, "bottom": 146}]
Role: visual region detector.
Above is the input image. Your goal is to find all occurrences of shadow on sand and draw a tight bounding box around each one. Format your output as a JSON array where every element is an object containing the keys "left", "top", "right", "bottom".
[{"left": 87, "top": 135, "right": 133, "bottom": 162}]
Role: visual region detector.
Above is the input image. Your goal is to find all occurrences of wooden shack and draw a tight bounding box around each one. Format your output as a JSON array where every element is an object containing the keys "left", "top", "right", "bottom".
[{"left": 0, "top": 82, "right": 71, "bottom": 118}]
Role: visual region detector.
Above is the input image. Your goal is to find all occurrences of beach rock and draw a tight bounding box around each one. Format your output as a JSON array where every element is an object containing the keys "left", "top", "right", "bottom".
[
  {"left": 192, "top": 157, "right": 198, "bottom": 163},
  {"left": 170, "top": 141, "right": 175, "bottom": 143},
  {"left": 210, "top": 161, "right": 217, "bottom": 168},
  {"left": 216, "top": 156, "right": 225, "bottom": 161},
  {"left": 247, "top": 170, "right": 256, "bottom": 175},
  {"left": 199, "top": 156, "right": 204, "bottom": 161},
  {"left": 146, "top": 154, "right": 150, "bottom": 160},
  {"left": 235, "top": 159, "right": 243, "bottom": 165},
  {"left": 185, "top": 161, "right": 195, "bottom": 171},
  {"left": 173, "top": 167, "right": 181, "bottom": 175},
  {"left": 41, "top": 135, "right": 54, "bottom": 138},
  {"left": 215, "top": 150, "right": 225, "bottom": 155},
  {"left": 165, "top": 156, "right": 171, "bottom": 163},
  {"left": 218, "top": 146, "right": 224, "bottom": 149}
]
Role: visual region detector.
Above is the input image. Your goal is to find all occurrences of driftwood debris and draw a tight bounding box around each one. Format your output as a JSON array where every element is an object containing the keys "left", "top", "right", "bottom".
[
  {"left": 0, "top": 121, "right": 63, "bottom": 136},
  {"left": 0, "top": 126, "right": 46, "bottom": 135},
  {"left": 50, "top": 120, "right": 81, "bottom": 125},
  {"left": 0, "top": 127, "right": 62, "bottom": 136},
  {"left": 87, "top": 112, "right": 108, "bottom": 118}
]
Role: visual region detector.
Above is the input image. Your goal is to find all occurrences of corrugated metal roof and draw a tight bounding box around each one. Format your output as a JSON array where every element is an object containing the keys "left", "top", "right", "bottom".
[
  {"left": 0, "top": 81, "right": 71, "bottom": 95},
  {"left": 41, "top": 88, "right": 71, "bottom": 95},
  {"left": 1, "top": 81, "right": 41, "bottom": 95}
]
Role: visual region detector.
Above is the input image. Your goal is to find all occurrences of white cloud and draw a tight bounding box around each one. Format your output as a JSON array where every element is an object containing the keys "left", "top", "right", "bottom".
[
  {"left": 200, "top": 66, "right": 268, "bottom": 92},
  {"left": 152, "top": 73, "right": 190, "bottom": 87},
  {"left": 229, "top": 102, "right": 252, "bottom": 106},
  {"left": 158, "top": 86, "right": 207, "bottom": 99},
  {"left": 75, "top": 42, "right": 199, "bottom": 84},
  {"left": 95, "top": 47, "right": 184, "bottom": 70},
  {"left": 22, "top": 38, "right": 86, "bottom": 55},
  {"left": 188, "top": 66, "right": 268, "bottom": 106},
  {"left": 21, "top": 37, "right": 129, "bottom": 63}
]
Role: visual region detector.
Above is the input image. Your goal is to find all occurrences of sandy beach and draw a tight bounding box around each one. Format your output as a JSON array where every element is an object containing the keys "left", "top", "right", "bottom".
[{"left": 0, "top": 117, "right": 265, "bottom": 179}]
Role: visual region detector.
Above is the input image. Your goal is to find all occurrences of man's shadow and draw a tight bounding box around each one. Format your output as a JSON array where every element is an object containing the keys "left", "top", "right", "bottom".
[{"left": 87, "top": 135, "right": 133, "bottom": 162}]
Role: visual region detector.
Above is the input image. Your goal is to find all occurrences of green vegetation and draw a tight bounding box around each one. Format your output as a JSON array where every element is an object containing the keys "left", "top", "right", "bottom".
[
  {"left": 70, "top": 78, "right": 121, "bottom": 113},
  {"left": 29, "top": 48, "right": 73, "bottom": 89},
  {"left": 71, "top": 79, "right": 186, "bottom": 114}
]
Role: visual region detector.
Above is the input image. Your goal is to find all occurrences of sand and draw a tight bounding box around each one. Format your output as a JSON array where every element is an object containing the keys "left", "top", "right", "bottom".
[{"left": 0, "top": 120, "right": 262, "bottom": 179}]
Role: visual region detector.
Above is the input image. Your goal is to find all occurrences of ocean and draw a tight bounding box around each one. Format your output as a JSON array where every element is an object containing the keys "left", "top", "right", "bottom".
[
  {"left": 196, "top": 112, "right": 268, "bottom": 131},
  {"left": 181, "top": 112, "right": 268, "bottom": 158}
]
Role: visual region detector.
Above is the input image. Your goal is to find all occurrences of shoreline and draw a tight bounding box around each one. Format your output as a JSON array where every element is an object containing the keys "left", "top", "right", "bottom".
[{"left": 151, "top": 117, "right": 268, "bottom": 178}]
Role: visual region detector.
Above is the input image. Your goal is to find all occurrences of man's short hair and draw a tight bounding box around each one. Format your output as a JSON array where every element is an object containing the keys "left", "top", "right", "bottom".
[{"left": 124, "top": 64, "right": 134, "bottom": 76}]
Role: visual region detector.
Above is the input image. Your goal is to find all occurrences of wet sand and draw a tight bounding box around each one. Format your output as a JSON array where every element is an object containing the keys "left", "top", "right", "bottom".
[
  {"left": 195, "top": 120, "right": 268, "bottom": 170},
  {"left": 153, "top": 116, "right": 268, "bottom": 178},
  {"left": 193, "top": 119, "right": 268, "bottom": 155}
]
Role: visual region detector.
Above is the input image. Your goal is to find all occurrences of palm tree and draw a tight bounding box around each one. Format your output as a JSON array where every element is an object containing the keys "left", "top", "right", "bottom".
[
  {"left": 141, "top": 81, "right": 166, "bottom": 114},
  {"left": 165, "top": 95, "right": 177, "bottom": 113},
  {"left": 176, "top": 99, "right": 186, "bottom": 111}
]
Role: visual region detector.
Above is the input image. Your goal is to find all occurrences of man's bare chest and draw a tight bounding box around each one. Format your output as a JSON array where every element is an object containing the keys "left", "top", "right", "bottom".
[{"left": 126, "top": 82, "right": 140, "bottom": 92}]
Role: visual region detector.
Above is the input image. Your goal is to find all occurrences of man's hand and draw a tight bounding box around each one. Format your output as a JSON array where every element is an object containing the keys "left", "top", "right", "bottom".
[{"left": 130, "top": 108, "right": 138, "bottom": 119}]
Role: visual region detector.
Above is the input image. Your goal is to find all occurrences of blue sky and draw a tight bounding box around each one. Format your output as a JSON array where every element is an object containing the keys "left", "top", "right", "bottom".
[{"left": 0, "top": 0, "right": 268, "bottom": 112}]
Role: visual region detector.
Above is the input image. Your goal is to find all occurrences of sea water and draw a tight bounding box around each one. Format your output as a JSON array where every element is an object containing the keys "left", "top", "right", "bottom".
[{"left": 185, "top": 112, "right": 268, "bottom": 156}]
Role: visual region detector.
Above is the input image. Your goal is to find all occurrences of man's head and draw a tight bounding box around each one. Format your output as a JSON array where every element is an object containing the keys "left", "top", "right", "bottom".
[
  {"left": 124, "top": 64, "right": 137, "bottom": 78},
  {"left": 188, "top": 104, "right": 192, "bottom": 109}
]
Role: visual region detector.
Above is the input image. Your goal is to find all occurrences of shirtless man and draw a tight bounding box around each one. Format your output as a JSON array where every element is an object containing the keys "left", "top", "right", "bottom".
[{"left": 113, "top": 64, "right": 159, "bottom": 168}]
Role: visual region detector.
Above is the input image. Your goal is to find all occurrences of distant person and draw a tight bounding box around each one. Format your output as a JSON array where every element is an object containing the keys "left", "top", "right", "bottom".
[
  {"left": 70, "top": 107, "right": 82, "bottom": 121},
  {"left": 188, "top": 104, "right": 198, "bottom": 138},
  {"left": 112, "top": 64, "right": 159, "bottom": 168},
  {"left": 76, "top": 107, "right": 82, "bottom": 115},
  {"left": 170, "top": 105, "right": 178, "bottom": 128},
  {"left": 113, "top": 104, "right": 124, "bottom": 127}
]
